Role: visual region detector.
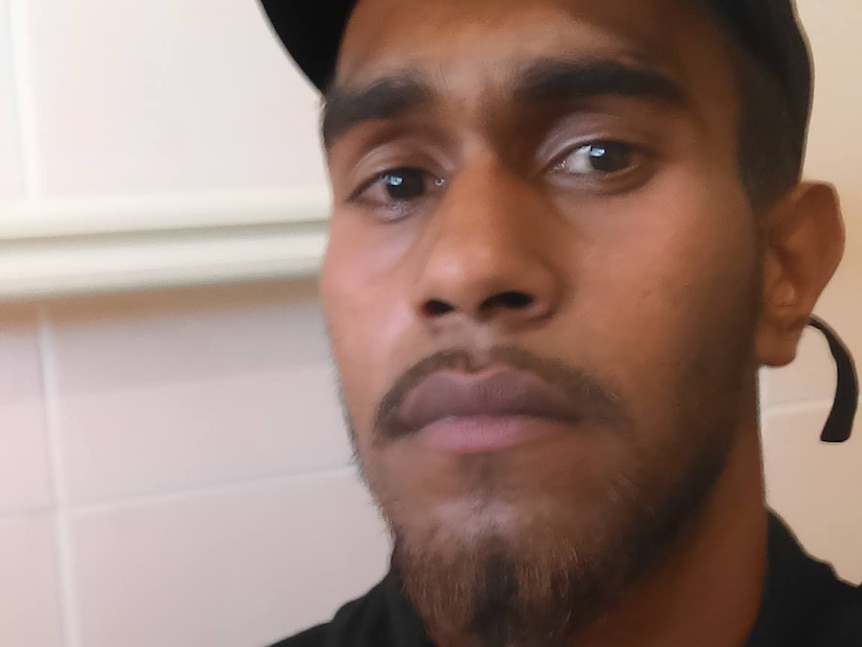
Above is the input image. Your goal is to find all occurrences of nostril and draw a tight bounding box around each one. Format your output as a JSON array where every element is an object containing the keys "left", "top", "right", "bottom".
[
  {"left": 420, "top": 291, "right": 536, "bottom": 319},
  {"left": 422, "top": 299, "right": 455, "bottom": 317},
  {"left": 483, "top": 291, "right": 534, "bottom": 312}
]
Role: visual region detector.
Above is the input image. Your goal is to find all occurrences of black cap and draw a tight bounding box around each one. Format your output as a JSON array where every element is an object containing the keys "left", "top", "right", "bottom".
[{"left": 258, "top": 0, "right": 857, "bottom": 443}]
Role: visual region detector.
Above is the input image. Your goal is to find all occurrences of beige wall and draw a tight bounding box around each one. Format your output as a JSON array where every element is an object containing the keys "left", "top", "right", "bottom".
[{"left": 0, "top": 1, "right": 860, "bottom": 646}]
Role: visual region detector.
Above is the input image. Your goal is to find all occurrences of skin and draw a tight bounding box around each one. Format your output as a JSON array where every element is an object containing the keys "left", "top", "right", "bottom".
[{"left": 317, "top": 0, "right": 845, "bottom": 645}]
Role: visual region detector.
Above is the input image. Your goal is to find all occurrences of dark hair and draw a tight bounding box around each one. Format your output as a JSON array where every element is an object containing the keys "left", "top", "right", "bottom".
[
  {"left": 735, "top": 51, "right": 800, "bottom": 212},
  {"left": 698, "top": 0, "right": 805, "bottom": 213}
]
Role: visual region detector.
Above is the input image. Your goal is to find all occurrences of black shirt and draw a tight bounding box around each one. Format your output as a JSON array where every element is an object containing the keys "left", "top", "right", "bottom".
[{"left": 272, "top": 513, "right": 862, "bottom": 646}]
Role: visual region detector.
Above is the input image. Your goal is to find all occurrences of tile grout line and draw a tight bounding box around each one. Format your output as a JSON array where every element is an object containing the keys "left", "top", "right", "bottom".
[
  {"left": 68, "top": 463, "right": 357, "bottom": 517},
  {"left": 0, "top": 505, "right": 53, "bottom": 525},
  {"left": 37, "top": 308, "right": 81, "bottom": 647},
  {"left": 6, "top": 0, "right": 41, "bottom": 197},
  {"left": 762, "top": 398, "right": 835, "bottom": 418}
]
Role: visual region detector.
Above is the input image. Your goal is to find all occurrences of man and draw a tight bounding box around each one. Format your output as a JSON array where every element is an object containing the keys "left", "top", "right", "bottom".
[{"left": 260, "top": 0, "right": 861, "bottom": 645}]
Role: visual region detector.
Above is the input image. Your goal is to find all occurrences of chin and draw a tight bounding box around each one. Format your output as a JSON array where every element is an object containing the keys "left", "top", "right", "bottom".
[
  {"left": 389, "top": 494, "right": 617, "bottom": 647},
  {"left": 373, "top": 450, "right": 617, "bottom": 550},
  {"left": 427, "top": 497, "right": 534, "bottom": 542}
]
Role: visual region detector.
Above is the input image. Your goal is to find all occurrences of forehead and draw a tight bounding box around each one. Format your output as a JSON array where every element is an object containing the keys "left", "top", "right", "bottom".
[{"left": 335, "top": 0, "right": 735, "bottom": 109}]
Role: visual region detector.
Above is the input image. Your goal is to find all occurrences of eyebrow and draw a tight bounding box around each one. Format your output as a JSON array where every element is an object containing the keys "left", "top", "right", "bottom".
[
  {"left": 513, "top": 57, "right": 685, "bottom": 108},
  {"left": 321, "top": 58, "right": 686, "bottom": 148},
  {"left": 322, "top": 73, "right": 433, "bottom": 148}
]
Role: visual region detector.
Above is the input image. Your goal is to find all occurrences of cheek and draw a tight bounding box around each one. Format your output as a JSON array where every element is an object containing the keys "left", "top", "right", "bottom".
[
  {"left": 320, "top": 228, "right": 416, "bottom": 437},
  {"left": 574, "top": 168, "right": 758, "bottom": 417}
]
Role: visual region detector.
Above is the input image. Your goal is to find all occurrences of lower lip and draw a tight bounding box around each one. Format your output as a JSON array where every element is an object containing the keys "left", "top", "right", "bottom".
[{"left": 417, "top": 415, "right": 572, "bottom": 454}]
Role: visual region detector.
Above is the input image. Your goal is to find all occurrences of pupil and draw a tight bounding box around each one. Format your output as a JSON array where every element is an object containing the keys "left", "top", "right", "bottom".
[
  {"left": 589, "top": 144, "right": 629, "bottom": 173},
  {"left": 384, "top": 169, "right": 425, "bottom": 200}
]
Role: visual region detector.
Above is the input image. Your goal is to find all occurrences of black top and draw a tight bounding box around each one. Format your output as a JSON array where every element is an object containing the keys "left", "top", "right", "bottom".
[{"left": 272, "top": 513, "right": 862, "bottom": 647}]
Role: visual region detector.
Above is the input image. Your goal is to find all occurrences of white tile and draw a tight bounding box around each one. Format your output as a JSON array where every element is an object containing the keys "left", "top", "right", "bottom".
[
  {"left": 0, "top": 307, "right": 52, "bottom": 514},
  {"left": 762, "top": 404, "right": 862, "bottom": 584},
  {"left": 69, "top": 470, "right": 390, "bottom": 647},
  {"left": 48, "top": 282, "right": 353, "bottom": 504},
  {"left": 21, "top": 0, "right": 326, "bottom": 196},
  {"left": 0, "top": 515, "right": 63, "bottom": 647}
]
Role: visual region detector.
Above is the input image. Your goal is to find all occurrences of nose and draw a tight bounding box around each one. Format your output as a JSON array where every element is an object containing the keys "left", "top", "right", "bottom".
[{"left": 412, "top": 158, "right": 565, "bottom": 331}]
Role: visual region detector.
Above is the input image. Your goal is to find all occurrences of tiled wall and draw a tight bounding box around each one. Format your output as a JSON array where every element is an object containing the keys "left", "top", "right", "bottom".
[
  {"left": 0, "top": 281, "right": 391, "bottom": 647},
  {"left": 0, "top": 0, "right": 859, "bottom": 646}
]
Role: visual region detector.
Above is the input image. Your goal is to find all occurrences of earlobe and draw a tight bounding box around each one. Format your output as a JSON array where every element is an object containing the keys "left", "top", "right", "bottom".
[{"left": 755, "top": 182, "right": 845, "bottom": 368}]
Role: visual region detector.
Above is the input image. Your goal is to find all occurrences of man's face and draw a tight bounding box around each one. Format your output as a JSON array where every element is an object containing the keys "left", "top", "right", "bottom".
[{"left": 321, "top": 0, "right": 763, "bottom": 642}]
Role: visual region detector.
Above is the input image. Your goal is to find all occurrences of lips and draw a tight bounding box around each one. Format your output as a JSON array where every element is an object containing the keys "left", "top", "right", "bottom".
[{"left": 390, "top": 367, "right": 585, "bottom": 445}]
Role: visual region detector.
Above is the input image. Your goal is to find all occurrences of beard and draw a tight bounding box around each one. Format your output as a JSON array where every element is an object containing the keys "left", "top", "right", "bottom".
[
  {"left": 386, "top": 410, "right": 738, "bottom": 647},
  {"left": 338, "top": 282, "right": 760, "bottom": 646}
]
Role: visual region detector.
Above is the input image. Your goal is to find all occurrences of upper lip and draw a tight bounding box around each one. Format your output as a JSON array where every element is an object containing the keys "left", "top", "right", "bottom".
[{"left": 392, "top": 367, "right": 584, "bottom": 437}]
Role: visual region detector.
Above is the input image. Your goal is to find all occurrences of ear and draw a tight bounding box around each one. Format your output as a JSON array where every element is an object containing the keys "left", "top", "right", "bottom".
[{"left": 755, "top": 182, "right": 845, "bottom": 368}]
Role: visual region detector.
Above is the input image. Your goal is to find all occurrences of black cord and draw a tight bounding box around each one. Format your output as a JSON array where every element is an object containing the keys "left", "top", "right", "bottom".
[{"left": 808, "top": 317, "right": 858, "bottom": 443}]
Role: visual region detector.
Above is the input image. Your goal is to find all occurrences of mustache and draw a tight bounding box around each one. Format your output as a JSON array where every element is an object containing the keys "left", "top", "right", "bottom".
[{"left": 372, "top": 345, "right": 628, "bottom": 444}]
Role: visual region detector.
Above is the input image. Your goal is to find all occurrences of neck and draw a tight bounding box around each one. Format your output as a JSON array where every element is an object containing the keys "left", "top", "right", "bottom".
[{"left": 573, "top": 420, "right": 769, "bottom": 647}]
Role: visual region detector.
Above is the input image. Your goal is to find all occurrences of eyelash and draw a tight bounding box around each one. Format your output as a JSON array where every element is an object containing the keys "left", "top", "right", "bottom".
[{"left": 347, "top": 168, "right": 446, "bottom": 219}]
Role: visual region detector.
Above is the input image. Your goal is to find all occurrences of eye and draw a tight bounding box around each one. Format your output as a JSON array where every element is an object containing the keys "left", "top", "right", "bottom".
[
  {"left": 378, "top": 168, "right": 430, "bottom": 200},
  {"left": 554, "top": 141, "right": 640, "bottom": 177},
  {"left": 352, "top": 167, "right": 446, "bottom": 214}
]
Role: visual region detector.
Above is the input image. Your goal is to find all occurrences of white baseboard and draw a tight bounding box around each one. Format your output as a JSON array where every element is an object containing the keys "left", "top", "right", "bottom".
[{"left": 0, "top": 188, "right": 331, "bottom": 300}]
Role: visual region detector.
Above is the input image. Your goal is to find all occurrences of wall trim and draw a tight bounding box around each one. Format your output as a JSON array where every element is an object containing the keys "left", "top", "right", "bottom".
[{"left": 0, "top": 188, "right": 331, "bottom": 300}]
